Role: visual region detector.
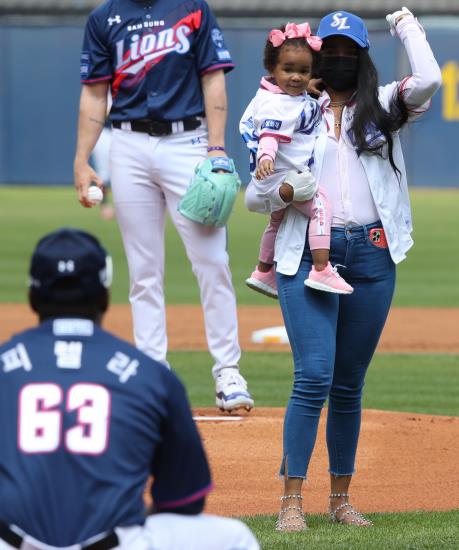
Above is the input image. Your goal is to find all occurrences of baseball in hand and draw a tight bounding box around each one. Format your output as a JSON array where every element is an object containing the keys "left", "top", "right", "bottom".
[{"left": 88, "top": 186, "right": 104, "bottom": 205}]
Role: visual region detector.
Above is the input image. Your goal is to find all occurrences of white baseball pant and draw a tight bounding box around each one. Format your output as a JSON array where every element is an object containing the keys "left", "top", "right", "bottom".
[
  {"left": 92, "top": 127, "right": 112, "bottom": 186},
  {"left": 109, "top": 123, "right": 241, "bottom": 377},
  {"left": 0, "top": 514, "right": 259, "bottom": 550}
]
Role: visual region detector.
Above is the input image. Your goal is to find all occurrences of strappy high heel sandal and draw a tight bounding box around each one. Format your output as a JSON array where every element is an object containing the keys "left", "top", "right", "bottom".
[
  {"left": 275, "top": 494, "right": 307, "bottom": 532},
  {"left": 329, "top": 493, "right": 373, "bottom": 526}
]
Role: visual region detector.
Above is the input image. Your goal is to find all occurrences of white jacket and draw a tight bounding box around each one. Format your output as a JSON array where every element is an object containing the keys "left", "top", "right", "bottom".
[{"left": 246, "top": 16, "right": 442, "bottom": 274}]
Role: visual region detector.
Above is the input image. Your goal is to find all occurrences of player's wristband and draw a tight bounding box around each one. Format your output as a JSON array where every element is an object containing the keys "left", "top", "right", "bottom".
[{"left": 207, "top": 146, "right": 226, "bottom": 152}]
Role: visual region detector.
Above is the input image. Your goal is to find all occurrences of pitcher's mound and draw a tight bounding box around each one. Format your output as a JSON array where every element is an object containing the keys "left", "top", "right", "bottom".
[{"left": 194, "top": 408, "right": 459, "bottom": 516}]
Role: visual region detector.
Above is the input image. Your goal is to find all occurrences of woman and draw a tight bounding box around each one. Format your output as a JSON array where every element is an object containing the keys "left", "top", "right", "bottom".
[{"left": 245, "top": 8, "right": 442, "bottom": 530}]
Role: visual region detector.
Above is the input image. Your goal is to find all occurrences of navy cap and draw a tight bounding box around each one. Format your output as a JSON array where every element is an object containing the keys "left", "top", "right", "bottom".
[
  {"left": 29, "top": 228, "right": 112, "bottom": 302},
  {"left": 317, "top": 11, "right": 370, "bottom": 49}
]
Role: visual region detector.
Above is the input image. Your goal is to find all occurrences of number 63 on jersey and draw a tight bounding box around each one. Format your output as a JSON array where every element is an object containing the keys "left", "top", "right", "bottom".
[{"left": 18, "top": 383, "right": 111, "bottom": 455}]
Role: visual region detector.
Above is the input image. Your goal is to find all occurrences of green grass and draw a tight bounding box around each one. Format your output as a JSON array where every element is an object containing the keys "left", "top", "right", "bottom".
[
  {"left": 2, "top": 185, "right": 458, "bottom": 546},
  {"left": 394, "top": 189, "right": 459, "bottom": 306},
  {"left": 170, "top": 351, "right": 459, "bottom": 416},
  {"left": 1, "top": 186, "right": 458, "bottom": 305},
  {"left": 242, "top": 510, "right": 459, "bottom": 550}
]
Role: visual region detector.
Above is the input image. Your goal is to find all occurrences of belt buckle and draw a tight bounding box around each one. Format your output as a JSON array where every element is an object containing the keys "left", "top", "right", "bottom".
[{"left": 148, "top": 120, "right": 170, "bottom": 136}]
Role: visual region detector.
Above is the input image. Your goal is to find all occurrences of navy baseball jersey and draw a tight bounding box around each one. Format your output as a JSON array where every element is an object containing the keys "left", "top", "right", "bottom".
[
  {"left": 0, "top": 318, "right": 211, "bottom": 547},
  {"left": 80, "top": 0, "right": 234, "bottom": 121}
]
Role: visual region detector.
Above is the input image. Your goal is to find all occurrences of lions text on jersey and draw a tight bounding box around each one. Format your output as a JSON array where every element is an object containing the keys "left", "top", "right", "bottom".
[{"left": 81, "top": 0, "right": 234, "bottom": 121}]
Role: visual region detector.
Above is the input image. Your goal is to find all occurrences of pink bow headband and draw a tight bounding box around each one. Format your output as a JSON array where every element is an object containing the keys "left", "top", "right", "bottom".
[{"left": 269, "top": 22, "right": 322, "bottom": 51}]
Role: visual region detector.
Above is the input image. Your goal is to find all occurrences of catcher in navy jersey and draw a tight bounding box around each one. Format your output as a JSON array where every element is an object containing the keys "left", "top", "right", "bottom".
[
  {"left": 0, "top": 228, "right": 259, "bottom": 550},
  {"left": 74, "top": 0, "right": 253, "bottom": 413}
]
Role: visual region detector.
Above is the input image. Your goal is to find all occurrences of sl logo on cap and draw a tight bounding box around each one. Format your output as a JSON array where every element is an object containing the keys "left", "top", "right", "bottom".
[{"left": 331, "top": 13, "right": 351, "bottom": 30}]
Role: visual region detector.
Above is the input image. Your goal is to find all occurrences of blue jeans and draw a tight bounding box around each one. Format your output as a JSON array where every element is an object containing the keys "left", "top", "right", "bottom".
[{"left": 277, "top": 222, "right": 396, "bottom": 478}]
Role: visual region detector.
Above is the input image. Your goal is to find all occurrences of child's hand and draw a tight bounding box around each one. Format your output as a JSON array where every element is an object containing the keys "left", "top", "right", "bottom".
[{"left": 256, "top": 158, "right": 275, "bottom": 180}]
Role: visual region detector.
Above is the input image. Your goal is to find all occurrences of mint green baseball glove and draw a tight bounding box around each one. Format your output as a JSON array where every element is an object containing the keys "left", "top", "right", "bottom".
[{"left": 178, "top": 157, "right": 241, "bottom": 227}]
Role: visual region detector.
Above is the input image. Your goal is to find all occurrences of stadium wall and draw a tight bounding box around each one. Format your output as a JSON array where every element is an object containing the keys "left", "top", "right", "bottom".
[{"left": 0, "top": 18, "right": 458, "bottom": 187}]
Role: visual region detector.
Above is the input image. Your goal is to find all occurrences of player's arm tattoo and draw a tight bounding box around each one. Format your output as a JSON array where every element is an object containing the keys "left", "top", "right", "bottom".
[
  {"left": 201, "top": 70, "right": 227, "bottom": 148},
  {"left": 89, "top": 117, "right": 106, "bottom": 127}
]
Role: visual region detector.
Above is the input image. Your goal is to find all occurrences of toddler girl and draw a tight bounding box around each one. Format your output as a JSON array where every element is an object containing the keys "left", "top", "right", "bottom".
[{"left": 240, "top": 22, "right": 353, "bottom": 297}]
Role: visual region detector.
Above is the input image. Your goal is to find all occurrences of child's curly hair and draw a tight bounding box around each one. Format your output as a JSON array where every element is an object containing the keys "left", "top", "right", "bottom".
[{"left": 263, "top": 25, "right": 321, "bottom": 75}]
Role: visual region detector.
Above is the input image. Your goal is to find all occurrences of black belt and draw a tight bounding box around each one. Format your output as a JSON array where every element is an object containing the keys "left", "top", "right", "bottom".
[
  {"left": 112, "top": 117, "right": 202, "bottom": 136},
  {"left": 0, "top": 521, "right": 119, "bottom": 549}
]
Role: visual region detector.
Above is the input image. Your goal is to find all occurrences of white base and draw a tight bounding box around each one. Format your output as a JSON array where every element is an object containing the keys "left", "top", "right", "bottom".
[{"left": 251, "top": 326, "right": 289, "bottom": 344}]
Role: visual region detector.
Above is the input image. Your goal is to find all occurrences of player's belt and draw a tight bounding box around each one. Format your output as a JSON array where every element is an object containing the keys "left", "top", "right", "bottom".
[
  {"left": 0, "top": 521, "right": 119, "bottom": 549},
  {"left": 112, "top": 116, "right": 202, "bottom": 136}
]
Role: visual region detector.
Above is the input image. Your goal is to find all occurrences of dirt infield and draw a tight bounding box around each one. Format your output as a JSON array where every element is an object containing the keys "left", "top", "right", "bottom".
[
  {"left": 3, "top": 304, "right": 459, "bottom": 353},
  {"left": 2, "top": 304, "right": 459, "bottom": 514},
  {"left": 197, "top": 408, "right": 459, "bottom": 515}
]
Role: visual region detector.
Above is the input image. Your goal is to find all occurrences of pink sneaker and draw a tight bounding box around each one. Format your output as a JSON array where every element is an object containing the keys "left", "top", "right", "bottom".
[
  {"left": 304, "top": 262, "right": 353, "bottom": 294},
  {"left": 245, "top": 266, "right": 278, "bottom": 299}
]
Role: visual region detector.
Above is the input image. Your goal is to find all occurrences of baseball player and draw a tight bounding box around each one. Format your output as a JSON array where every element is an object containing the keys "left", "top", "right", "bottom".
[
  {"left": 0, "top": 228, "right": 259, "bottom": 550},
  {"left": 73, "top": 0, "right": 253, "bottom": 413}
]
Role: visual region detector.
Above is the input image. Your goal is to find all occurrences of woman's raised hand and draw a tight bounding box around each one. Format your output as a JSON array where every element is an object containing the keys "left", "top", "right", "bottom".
[{"left": 386, "top": 7, "right": 414, "bottom": 35}]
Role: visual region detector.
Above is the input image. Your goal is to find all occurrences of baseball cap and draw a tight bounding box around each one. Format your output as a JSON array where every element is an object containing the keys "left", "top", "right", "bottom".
[
  {"left": 317, "top": 11, "right": 370, "bottom": 49},
  {"left": 29, "top": 228, "right": 112, "bottom": 303}
]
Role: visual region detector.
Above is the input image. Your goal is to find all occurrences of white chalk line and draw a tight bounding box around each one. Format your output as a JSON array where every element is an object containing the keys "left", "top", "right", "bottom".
[{"left": 193, "top": 416, "right": 244, "bottom": 422}]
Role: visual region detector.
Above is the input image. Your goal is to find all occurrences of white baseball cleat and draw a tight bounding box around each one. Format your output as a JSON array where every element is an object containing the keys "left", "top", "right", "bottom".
[{"left": 215, "top": 368, "right": 254, "bottom": 413}]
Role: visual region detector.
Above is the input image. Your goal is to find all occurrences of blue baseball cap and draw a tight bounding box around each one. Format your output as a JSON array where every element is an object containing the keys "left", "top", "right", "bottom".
[
  {"left": 317, "top": 11, "right": 370, "bottom": 49},
  {"left": 29, "top": 228, "right": 112, "bottom": 303}
]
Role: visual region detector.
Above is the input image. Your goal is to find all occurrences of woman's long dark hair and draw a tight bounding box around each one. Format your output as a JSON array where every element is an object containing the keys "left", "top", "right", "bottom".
[{"left": 352, "top": 48, "right": 409, "bottom": 177}]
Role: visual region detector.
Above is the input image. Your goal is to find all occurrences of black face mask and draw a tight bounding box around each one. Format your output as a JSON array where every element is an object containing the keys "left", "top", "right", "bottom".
[{"left": 320, "top": 56, "right": 359, "bottom": 92}]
